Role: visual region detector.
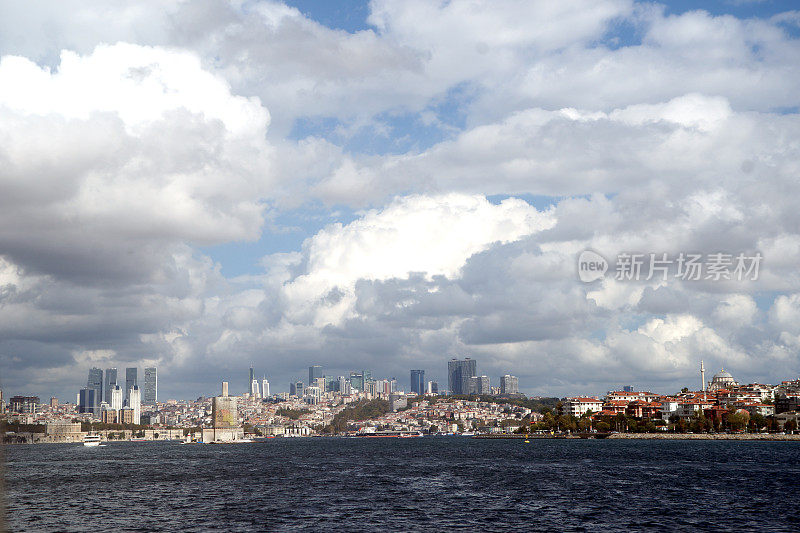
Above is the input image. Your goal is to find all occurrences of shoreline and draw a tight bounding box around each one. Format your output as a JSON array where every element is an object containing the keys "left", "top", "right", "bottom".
[{"left": 607, "top": 432, "right": 800, "bottom": 441}]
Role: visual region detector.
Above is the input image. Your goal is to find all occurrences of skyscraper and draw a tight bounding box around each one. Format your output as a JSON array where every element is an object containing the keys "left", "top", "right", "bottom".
[
  {"left": 78, "top": 388, "right": 96, "bottom": 414},
  {"left": 500, "top": 375, "right": 519, "bottom": 395},
  {"left": 249, "top": 366, "right": 255, "bottom": 394},
  {"left": 110, "top": 384, "right": 123, "bottom": 411},
  {"left": 87, "top": 368, "right": 103, "bottom": 413},
  {"left": 104, "top": 367, "right": 117, "bottom": 403},
  {"left": 309, "top": 365, "right": 323, "bottom": 386},
  {"left": 128, "top": 385, "right": 141, "bottom": 424},
  {"left": 262, "top": 378, "right": 270, "bottom": 398},
  {"left": 290, "top": 381, "right": 304, "bottom": 397},
  {"left": 250, "top": 379, "right": 260, "bottom": 399},
  {"left": 410, "top": 370, "right": 425, "bottom": 394},
  {"left": 143, "top": 367, "right": 157, "bottom": 403},
  {"left": 125, "top": 367, "right": 138, "bottom": 405},
  {"left": 447, "top": 358, "right": 477, "bottom": 395},
  {"left": 469, "top": 375, "right": 490, "bottom": 395}
]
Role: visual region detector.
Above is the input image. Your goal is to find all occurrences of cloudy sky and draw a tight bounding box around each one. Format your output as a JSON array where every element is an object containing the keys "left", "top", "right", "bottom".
[{"left": 1, "top": 0, "right": 799, "bottom": 401}]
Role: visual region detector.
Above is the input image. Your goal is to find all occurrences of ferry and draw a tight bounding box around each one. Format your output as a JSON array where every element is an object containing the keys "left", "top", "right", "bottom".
[
  {"left": 356, "top": 431, "right": 423, "bottom": 438},
  {"left": 83, "top": 434, "right": 102, "bottom": 447}
]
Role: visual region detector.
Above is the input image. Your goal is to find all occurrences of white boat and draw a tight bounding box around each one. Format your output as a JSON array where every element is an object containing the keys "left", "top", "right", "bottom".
[{"left": 83, "top": 434, "right": 102, "bottom": 447}]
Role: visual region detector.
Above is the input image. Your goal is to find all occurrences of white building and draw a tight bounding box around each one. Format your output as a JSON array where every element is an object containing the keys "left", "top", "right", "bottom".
[
  {"left": 563, "top": 397, "right": 604, "bottom": 417},
  {"left": 250, "top": 379, "right": 260, "bottom": 399},
  {"left": 129, "top": 385, "right": 141, "bottom": 424},
  {"left": 261, "top": 379, "right": 270, "bottom": 398},
  {"left": 110, "top": 385, "right": 123, "bottom": 411}
]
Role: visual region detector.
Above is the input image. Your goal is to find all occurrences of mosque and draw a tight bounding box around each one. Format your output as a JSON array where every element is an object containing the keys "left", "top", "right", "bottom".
[{"left": 701, "top": 361, "right": 739, "bottom": 392}]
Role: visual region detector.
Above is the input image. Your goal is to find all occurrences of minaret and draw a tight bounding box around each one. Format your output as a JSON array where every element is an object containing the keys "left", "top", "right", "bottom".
[
  {"left": 700, "top": 360, "right": 705, "bottom": 392},
  {"left": 700, "top": 360, "right": 706, "bottom": 401}
]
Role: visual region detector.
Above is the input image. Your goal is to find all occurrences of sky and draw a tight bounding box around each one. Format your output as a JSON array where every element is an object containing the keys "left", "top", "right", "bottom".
[{"left": 1, "top": 0, "right": 800, "bottom": 401}]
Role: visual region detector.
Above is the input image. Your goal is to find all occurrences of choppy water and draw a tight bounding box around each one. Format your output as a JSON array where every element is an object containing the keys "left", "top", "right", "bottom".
[{"left": 4, "top": 437, "right": 800, "bottom": 532}]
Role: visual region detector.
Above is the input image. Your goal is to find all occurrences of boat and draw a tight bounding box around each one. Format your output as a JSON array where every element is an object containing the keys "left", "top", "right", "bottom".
[
  {"left": 83, "top": 434, "right": 102, "bottom": 447},
  {"left": 356, "top": 430, "right": 423, "bottom": 438}
]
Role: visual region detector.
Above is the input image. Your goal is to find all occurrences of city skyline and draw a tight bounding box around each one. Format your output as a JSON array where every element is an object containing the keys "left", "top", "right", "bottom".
[{"left": 1, "top": 0, "right": 799, "bottom": 409}]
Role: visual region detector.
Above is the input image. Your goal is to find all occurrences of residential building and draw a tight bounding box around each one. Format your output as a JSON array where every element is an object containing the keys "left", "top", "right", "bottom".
[
  {"left": 563, "top": 397, "right": 604, "bottom": 417},
  {"left": 10, "top": 395, "right": 39, "bottom": 414},
  {"left": 500, "top": 375, "right": 519, "bottom": 395}
]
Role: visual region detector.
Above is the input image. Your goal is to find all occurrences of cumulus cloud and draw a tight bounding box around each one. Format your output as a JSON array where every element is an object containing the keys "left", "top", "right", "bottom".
[{"left": 1, "top": 2, "right": 800, "bottom": 400}]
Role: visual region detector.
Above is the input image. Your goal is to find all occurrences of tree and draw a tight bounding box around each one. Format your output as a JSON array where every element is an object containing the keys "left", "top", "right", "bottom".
[
  {"left": 785, "top": 420, "right": 797, "bottom": 432},
  {"left": 596, "top": 421, "right": 610, "bottom": 432}
]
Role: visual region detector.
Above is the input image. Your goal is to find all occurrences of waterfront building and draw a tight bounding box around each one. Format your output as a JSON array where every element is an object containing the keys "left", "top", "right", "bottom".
[
  {"left": 262, "top": 379, "right": 270, "bottom": 398},
  {"left": 562, "top": 397, "right": 604, "bottom": 417},
  {"left": 143, "top": 367, "right": 157, "bottom": 403},
  {"left": 204, "top": 381, "right": 244, "bottom": 442},
  {"left": 125, "top": 367, "right": 138, "bottom": 405},
  {"left": 410, "top": 370, "right": 425, "bottom": 394},
  {"left": 500, "top": 375, "right": 519, "bottom": 395},
  {"left": 309, "top": 365, "right": 323, "bottom": 386},
  {"left": 105, "top": 367, "right": 117, "bottom": 403},
  {"left": 448, "top": 358, "right": 477, "bottom": 395},
  {"left": 78, "top": 388, "right": 96, "bottom": 414},
  {"left": 129, "top": 385, "right": 142, "bottom": 424},
  {"left": 88, "top": 367, "right": 103, "bottom": 413}
]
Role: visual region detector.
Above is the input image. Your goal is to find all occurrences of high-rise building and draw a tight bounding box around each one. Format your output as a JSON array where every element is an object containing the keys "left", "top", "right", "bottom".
[
  {"left": 0, "top": 389, "right": 4, "bottom": 413},
  {"left": 500, "top": 375, "right": 519, "bottom": 395},
  {"left": 249, "top": 366, "right": 255, "bottom": 394},
  {"left": 110, "top": 384, "right": 123, "bottom": 411},
  {"left": 410, "top": 370, "right": 425, "bottom": 394},
  {"left": 250, "top": 379, "right": 260, "bottom": 399},
  {"left": 339, "top": 376, "right": 350, "bottom": 395},
  {"left": 447, "top": 358, "right": 477, "bottom": 395},
  {"left": 87, "top": 367, "right": 103, "bottom": 413},
  {"left": 262, "top": 379, "right": 270, "bottom": 398},
  {"left": 426, "top": 381, "right": 439, "bottom": 394},
  {"left": 125, "top": 367, "right": 138, "bottom": 405},
  {"left": 50, "top": 397, "right": 58, "bottom": 409},
  {"left": 128, "top": 385, "right": 141, "bottom": 424},
  {"left": 78, "top": 388, "right": 96, "bottom": 414},
  {"left": 104, "top": 367, "right": 117, "bottom": 403},
  {"left": 290, "top": 381, "right": 304, "bottom": 397},
  {"left": 309, "top": 365, "right": 323, "bottom": 386},
  {"left": 349, "top": 371, "right": 364, "bottom": 391},
  {"left": 144, "top": 367, "right": 157, "bottom": 403},
  {"left": 468, "top": 375, "right": 490, "bottom": 395}
]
